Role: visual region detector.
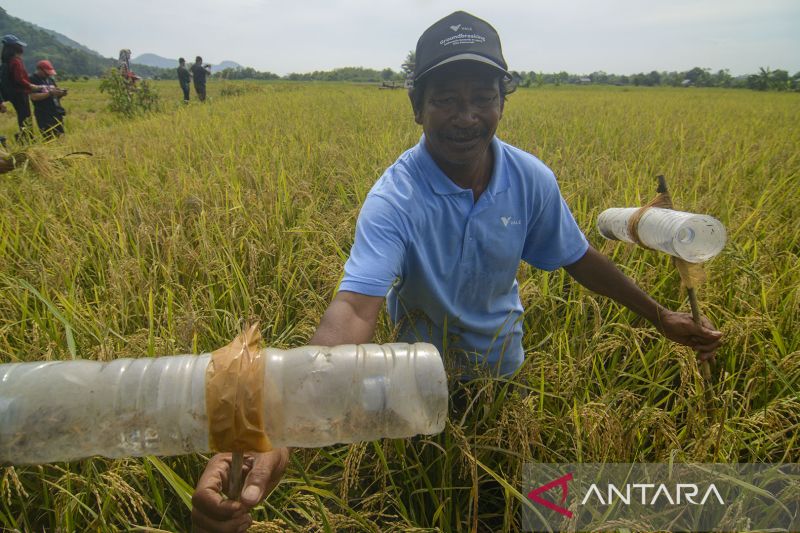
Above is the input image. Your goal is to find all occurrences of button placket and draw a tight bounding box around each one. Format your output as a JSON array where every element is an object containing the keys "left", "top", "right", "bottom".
[
  {"left": 466, "top": 190, "right": 493, "bottom": 248},
  {"left": 459, "top": 193, "right": 473, "bottom": 261}
]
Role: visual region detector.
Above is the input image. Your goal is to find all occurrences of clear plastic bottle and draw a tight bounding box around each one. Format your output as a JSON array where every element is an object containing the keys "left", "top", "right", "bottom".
[
  {"left": 597, "top": 207, "right": 726, "bottom": 263},
  {"left": 0, "top": 343, "right": 447, "bottom": 465}
]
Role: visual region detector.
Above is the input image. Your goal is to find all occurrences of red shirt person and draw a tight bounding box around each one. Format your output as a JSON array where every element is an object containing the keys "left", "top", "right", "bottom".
[{"left": 1, "top": 34, "right": 43, "bottom": 140}]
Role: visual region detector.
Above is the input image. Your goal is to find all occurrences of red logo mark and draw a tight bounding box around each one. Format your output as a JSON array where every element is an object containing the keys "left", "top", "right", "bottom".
[{"left": 527, "top": 472, "right": 574, "bottom": 518}]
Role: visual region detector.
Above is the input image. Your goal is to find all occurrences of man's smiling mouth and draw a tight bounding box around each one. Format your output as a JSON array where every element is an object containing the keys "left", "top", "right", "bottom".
[{"left": 443, "top": 130, "right": 486, "bottom": 144}]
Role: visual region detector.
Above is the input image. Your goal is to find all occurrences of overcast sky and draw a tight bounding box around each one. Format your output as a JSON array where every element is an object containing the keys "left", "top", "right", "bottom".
[{"left": 5, "top": 0, "right": 799, "bottom": 76}]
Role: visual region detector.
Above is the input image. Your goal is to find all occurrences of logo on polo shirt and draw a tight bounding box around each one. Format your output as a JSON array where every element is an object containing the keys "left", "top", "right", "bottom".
[{"left": 501, "top": 216, "right": 521, "bottom": 227}]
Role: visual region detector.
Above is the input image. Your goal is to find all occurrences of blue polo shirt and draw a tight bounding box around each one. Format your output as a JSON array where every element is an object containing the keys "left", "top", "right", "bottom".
[{"left": 339, "top": 136, "right": 588, "bottom": 375}]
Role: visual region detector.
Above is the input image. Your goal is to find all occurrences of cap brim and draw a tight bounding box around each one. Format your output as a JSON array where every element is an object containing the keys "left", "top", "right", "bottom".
[
  {"left": 415, "top": 53, "right": 510, "bottom": 82},
  {"left": 44, "top": 69, "right": 56, "bottom": 76}
]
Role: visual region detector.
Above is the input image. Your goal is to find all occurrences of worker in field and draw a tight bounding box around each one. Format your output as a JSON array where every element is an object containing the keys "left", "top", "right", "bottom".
[
  {"left": 191, "top": 11, "right": 723, "bottom": 531},
  {"left": 29, "top": 60, "right": 67, "bottom": 139},
  {"left": 191, "top": 56, "right": 211, "bottom": 102},
  {"left": 118, "top": 49, "right": 139, "bottom": 85},
  {"left": 1, "top": 34, "right": 45, "bottom": 142},
  {"left": 178, "top": 57, "right": 191, "bottom": 103}
]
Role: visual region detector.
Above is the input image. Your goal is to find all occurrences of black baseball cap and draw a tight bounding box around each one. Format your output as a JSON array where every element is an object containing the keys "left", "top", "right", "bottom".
[{"left": 413, "top": 11, "right": 510, "bottom": 83}]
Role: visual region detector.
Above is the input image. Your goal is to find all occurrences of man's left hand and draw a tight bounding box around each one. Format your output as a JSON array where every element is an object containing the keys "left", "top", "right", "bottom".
[{"left": 656, "top": 310, "right": 722, "bottom": 363}]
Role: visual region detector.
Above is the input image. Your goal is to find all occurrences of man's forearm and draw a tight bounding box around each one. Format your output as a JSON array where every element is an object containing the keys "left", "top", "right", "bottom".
[
  {"left": 309, "top": 291, "right": 383, "bottom": 346},
  {"left": 564, "top": 246, "right": 667, "bottom": 327}
]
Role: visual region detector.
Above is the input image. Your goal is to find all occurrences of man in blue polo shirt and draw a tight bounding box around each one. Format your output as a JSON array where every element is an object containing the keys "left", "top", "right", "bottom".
[
  {"left": 340, "top": 131, "right": 590, "bottom": 376},
  {"left": 311, "top": 11, "right": 721, "bottom": 375},
  {"left": 191, "top": 11, "right": 723, "bottom": 530}
]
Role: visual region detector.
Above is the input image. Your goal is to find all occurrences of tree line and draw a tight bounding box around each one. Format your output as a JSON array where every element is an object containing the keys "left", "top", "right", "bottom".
[
  {"left": 512, "top": 67, "right": 800, "bottom": 91},
  {"left": 145, "top": 64, "right": 797, "bottom": 92},
  {"left": 203, "top": 53, "right": 800, "bottom": 91}
]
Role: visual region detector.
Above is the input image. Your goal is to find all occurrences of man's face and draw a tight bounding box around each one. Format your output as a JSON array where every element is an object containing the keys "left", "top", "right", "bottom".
[{"left": 414, "top": 62, "right": 504, "bottom": 168}]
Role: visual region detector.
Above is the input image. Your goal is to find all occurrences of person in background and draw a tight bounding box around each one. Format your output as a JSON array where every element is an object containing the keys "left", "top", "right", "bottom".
[
  {"left": 118, "top": 49, "right": 139, "bottom": 85},
  {"left": 29, "top": 60, "right": 67, "bottom": 139},
  {"left": 1, "top": 34, "right": 43, "bottom": 142},
  {"left": 190, "top": 56, "right": 211, "bottom": 102},
  {"left": 177, "top": 57, "right": 191, "bottom": 103}
]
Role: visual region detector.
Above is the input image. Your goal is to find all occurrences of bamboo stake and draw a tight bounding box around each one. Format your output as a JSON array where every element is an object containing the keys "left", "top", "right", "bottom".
[
  {"left": 229, "top": 451, "right": 244, "bottom": 501},
  {"left": 656, "top": 176, "right": 715, "bottom": 410},
  {"left": 687, "top": 286, "right": 713, "bottom": 384}
]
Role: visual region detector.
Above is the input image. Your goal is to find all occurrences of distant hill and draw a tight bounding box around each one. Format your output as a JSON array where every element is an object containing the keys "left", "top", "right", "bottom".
[
  {"left": 133, "top": 53, "right": 242, "bottom": 73},
  {"left": 0, "top": 7, "right": 112, "bottom": 76},
  {"left": 0, "top": 7, "right": 171, "bottom": 78},
  {"left": 211, "top": 60, "right": 241, "bottom": 73},
  {"left": 35, "top": 25, "right": 104, "bottom": 58},
  {"left": 132, "top": 53, "right": 177, "bottom": 69}
]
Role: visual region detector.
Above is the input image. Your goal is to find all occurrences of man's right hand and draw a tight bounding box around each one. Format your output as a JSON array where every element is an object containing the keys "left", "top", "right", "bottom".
[{"left": 192, "top": 448, "right": 289, "bottom": 533}]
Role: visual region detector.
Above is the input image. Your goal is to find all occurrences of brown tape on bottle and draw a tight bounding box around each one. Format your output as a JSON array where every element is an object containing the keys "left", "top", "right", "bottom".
[
  {"left": 627, "top": 189, "right": 707, "bottom": 289},
  {"left": 205, "top": 323, "right": 272, "bottom": 453},
  {"left": 626, "top": 191, "right": 673, "bottom": 249}
]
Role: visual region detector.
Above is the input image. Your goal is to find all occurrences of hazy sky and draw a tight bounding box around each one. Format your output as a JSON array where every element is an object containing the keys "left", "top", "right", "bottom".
[{"left": 5, "top": 0, "right": 799, "bottom": 76}]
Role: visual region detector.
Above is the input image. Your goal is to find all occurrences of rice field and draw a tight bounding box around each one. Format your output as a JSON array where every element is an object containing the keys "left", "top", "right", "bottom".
[{"left": 0, "top": 79, "right": 798, "bottom": 531}]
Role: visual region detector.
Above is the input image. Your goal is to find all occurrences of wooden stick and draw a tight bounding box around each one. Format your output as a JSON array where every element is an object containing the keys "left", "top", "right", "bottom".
[
  {"left": 689, "top": 287, "right": 716, "bottom": 422},
  {"left": 229, "top": 451, "right": 244, "bottom": 501},
  {"left": 687, "top": 287, "right": 702, "bottom": 323},
  {"left": 656, "top": 176, "right": 715, "bottom": 410},
  {"left": 689, "top": 287, "right": 714, "bottom": 382},
  {"left": 656, "top": 174, "right": 668, "bottom": 195}
]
